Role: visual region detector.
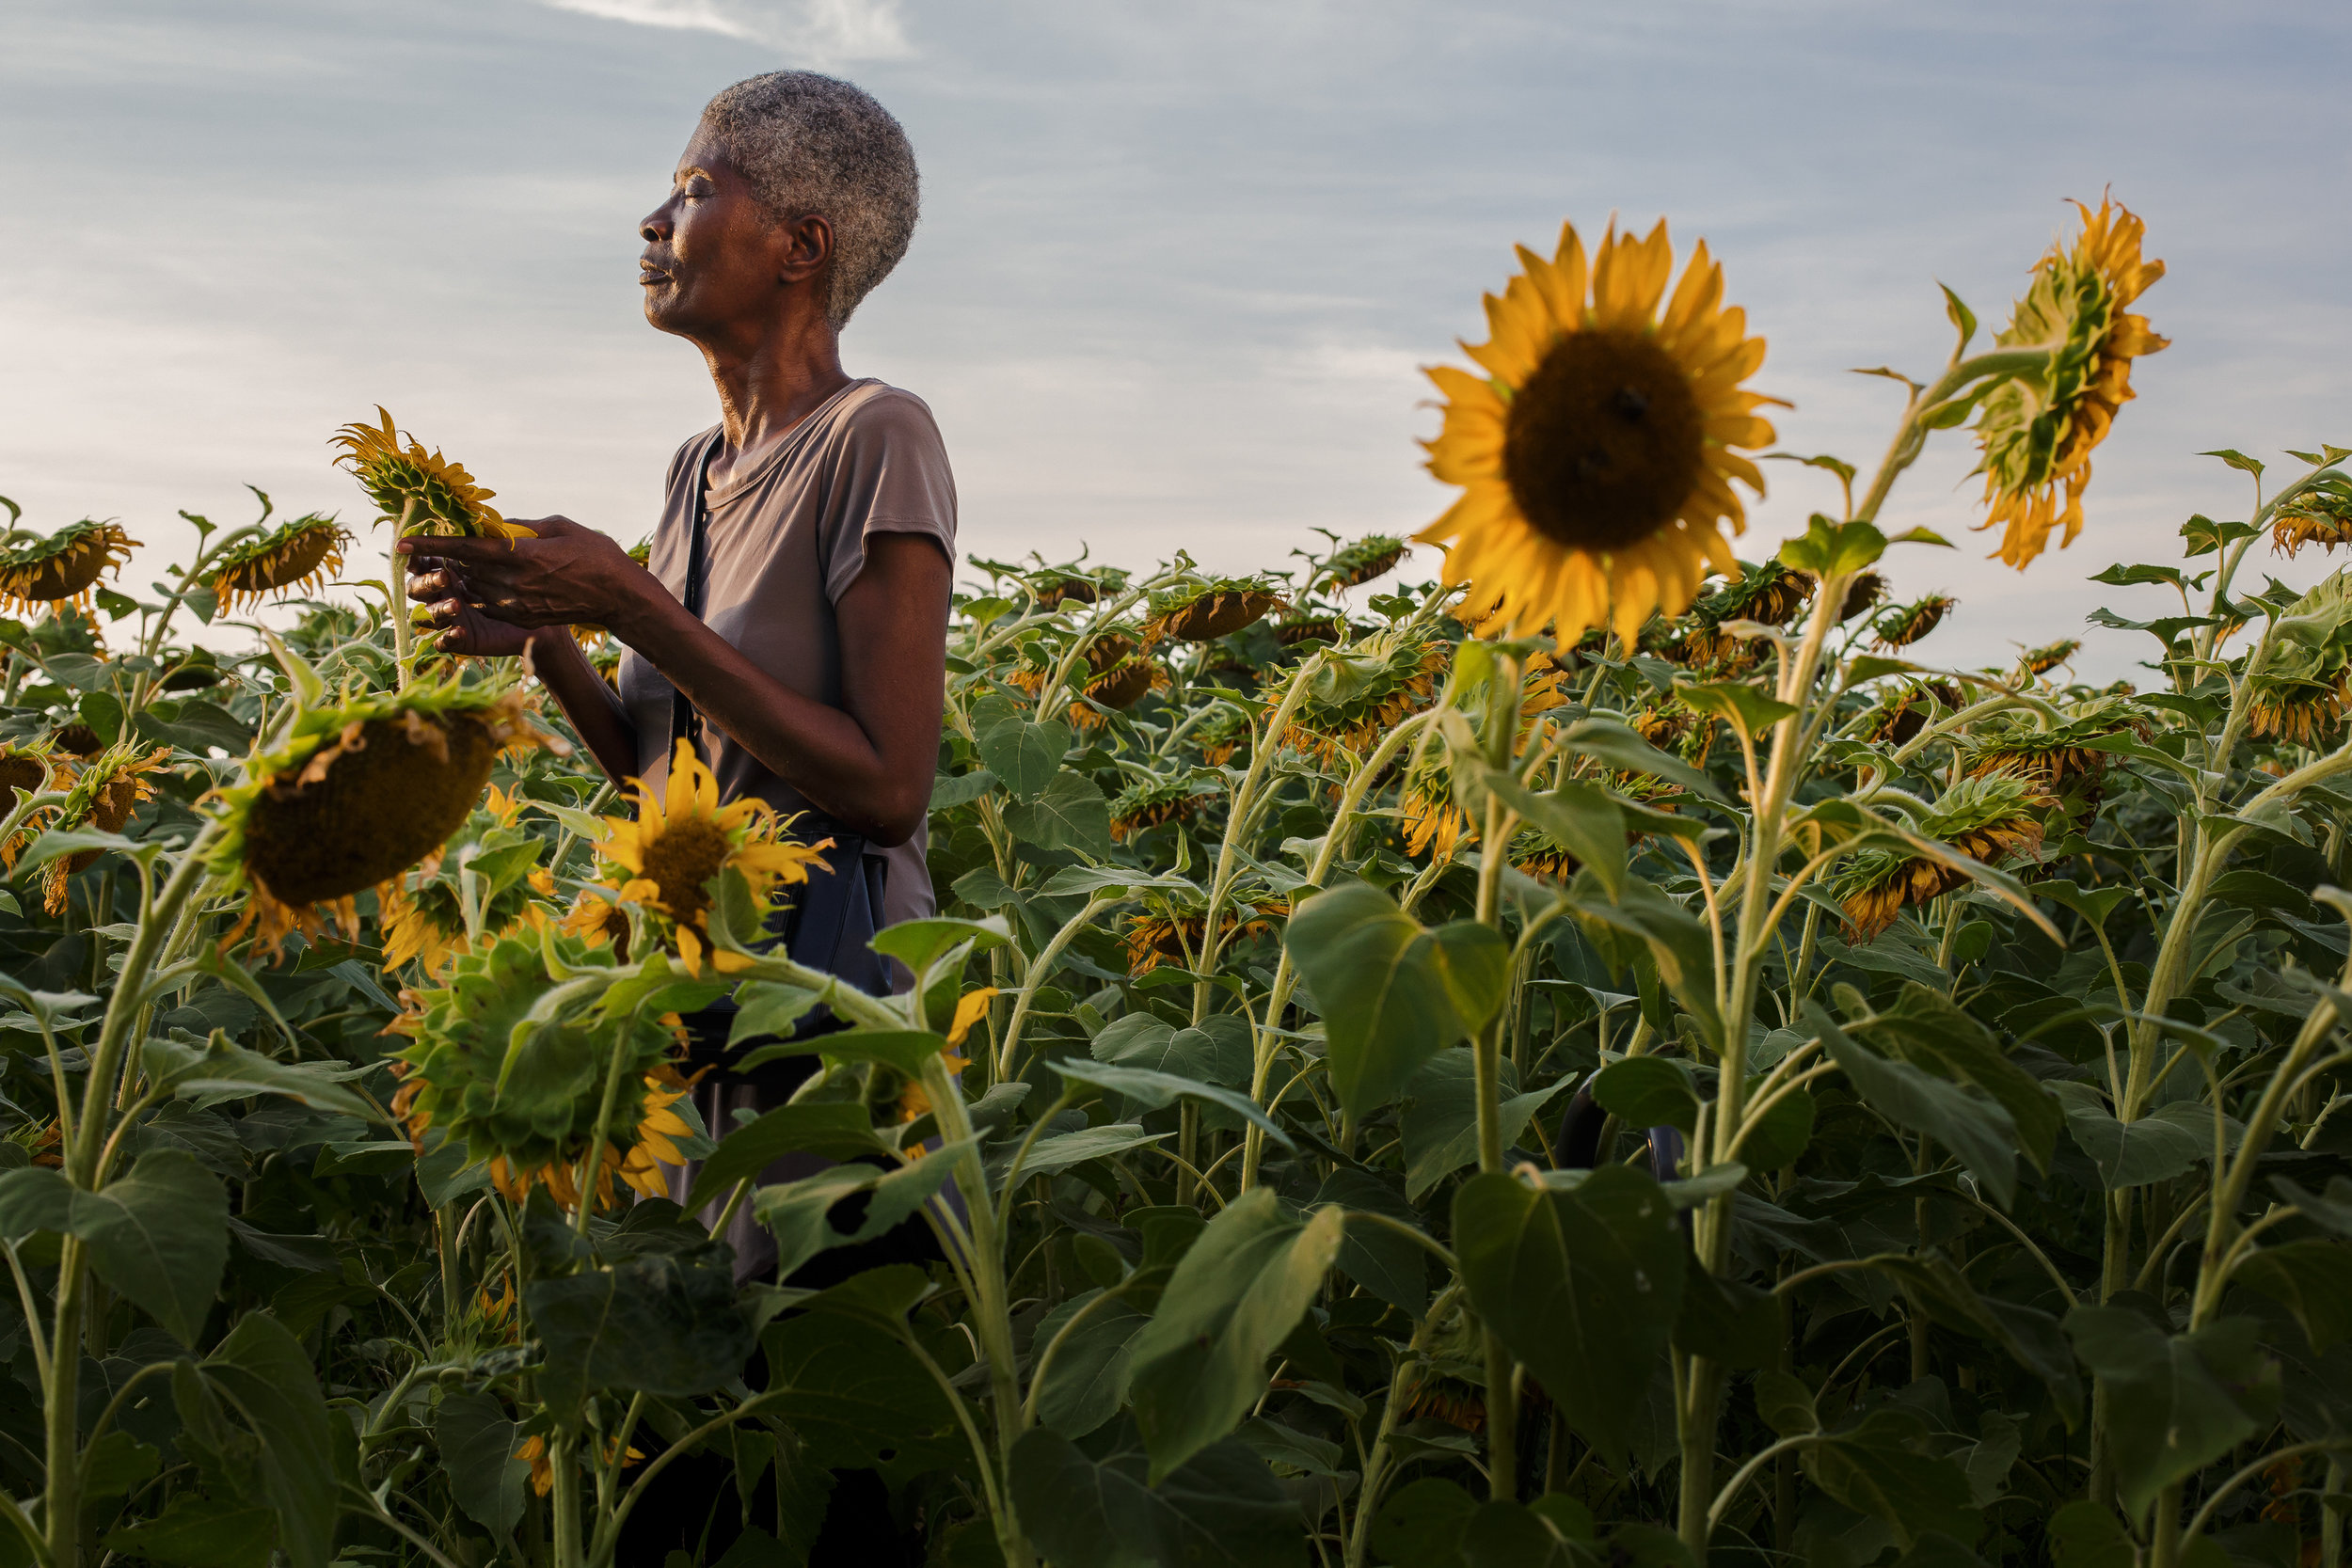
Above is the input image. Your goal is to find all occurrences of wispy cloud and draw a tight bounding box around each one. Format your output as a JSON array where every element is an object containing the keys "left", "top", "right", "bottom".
[{"left": 534, "top": 0, "right": 910, "bottom": 61}]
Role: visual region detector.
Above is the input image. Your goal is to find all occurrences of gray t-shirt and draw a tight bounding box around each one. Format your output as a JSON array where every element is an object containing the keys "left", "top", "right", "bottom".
[{"left": 616, "top": 378, "right": 955, "bottom": 927}]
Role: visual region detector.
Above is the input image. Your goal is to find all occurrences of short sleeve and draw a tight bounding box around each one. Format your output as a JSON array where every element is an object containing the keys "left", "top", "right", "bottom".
[{"left": 818, "top": 388, "right": 958, "bottom": 606}]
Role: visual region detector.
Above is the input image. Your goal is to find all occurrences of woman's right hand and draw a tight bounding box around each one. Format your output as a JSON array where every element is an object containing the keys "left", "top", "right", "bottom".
[{"left": 405, "top": 551, "right": 554, "bottom": 658}]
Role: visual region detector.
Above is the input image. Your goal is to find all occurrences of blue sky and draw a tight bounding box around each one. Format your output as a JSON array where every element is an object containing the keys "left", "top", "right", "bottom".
[{"left": 4, "top": 0, "right": 2348, "bottom": 677}]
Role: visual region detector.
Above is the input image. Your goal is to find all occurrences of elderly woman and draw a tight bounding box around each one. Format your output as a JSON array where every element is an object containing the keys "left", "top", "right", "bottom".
[{"left": 403, "top": 73, "right": 949, "bottom": 1232}]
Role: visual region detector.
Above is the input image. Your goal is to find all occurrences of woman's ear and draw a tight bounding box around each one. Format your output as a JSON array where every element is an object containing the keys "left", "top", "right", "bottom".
[{"left": 777, "top": 212, "right": 833, "bottom": 287}]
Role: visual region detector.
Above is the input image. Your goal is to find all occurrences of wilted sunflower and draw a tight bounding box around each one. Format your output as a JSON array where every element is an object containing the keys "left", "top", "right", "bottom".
[
  {"left": 2243, "top": 573, "right": 2352, "bottom": 747},
  {"left": 1401, "top": 657, "right": 1573, "bottom": 857},
  {"left": 208, "top": 681, "right": 545, "bottom": 953},
  {"left": 1959, "top": 695, "right": 2146, "bottom": 799},
  {"left": 1193, "top": 707, "right": 1248, "bottom": 768},
  {"left": 0, "top": 739, "right": 56, "bottom": 866},
  {"left": 2272, "top": 492, "right": 2352, "bottom": 557},
  {"left": 1419, "top": 217, "right": 1782, "bottom": 644},
  {"left": 1031, "top": 569, "right": 1100, "bottom": 607},
  {"left": 1874, "top": 594, "right": 1956, "bottom": 650},
  {"left": 42, "top": 743, "right": 171, "bottom": 914},
  {"left": 1272, "top": 610, "right": 1349, "bottom": 647},
  {"left": 1858, "top": 680, "right": 1966, "bottom": 748},
  {"left": 1839, "top": 572, "right": 1888, "bottom": 623},
  {"left": 0, "top": 520, "right": 138, "bottom": 615},
  {"left": 1142, "top": 578, "right": 1289, "bottom": 643},
  {"left": 1009, "top": 630, "right": 1166, "bottom": 728},
  {"left": 331, "top": 407, "right": 532, "bottom": 540},
  {"left": 1971, "top": 198, "right": 2167, "bottom": 568},
  {"left": 1702, "top": 560, "right": 1814, "bottom": 627},
  {"left": 2020, "top": 638, "right": 2081, "bottom": 677},
  {"left": 567, "top": 738, "right": 830, "bottom": 976},
  {"left": 1833, "top": 776, "right": 2050, "bottom": 941},
  {"left": 388, "top": 931, "right": 706, "bottom": 1211},
  {"left": 1313, "top": 533, "right": 1410, "bottom": 591},
  {"left": 1274, "top": 624, "right": 1451, "bottom": 770},
  {"left": 1125, "top": 889, "right": 1289, "bottom": 974},
  {"left": 2249, "top": 674, "right": 2350, "bottom": 748},
  {"left": 207, "top": 514, "right": 352, "bottom": 610},
  {"left": 1109, "top": 775, "right": 1216, "bottom": 840}
]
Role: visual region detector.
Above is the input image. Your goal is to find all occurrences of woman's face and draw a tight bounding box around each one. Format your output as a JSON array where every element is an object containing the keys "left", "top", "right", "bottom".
[{"left": 636, "top": 133, "right": 829, "bottom": 341}]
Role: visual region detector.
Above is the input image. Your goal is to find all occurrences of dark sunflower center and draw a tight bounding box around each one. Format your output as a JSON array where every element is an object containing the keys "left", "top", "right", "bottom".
[
  {"left": 642, "top": 817, "right": 731, "bottom": 924},
  {"left": 1502, "top": 329, "right": 1705, "bottom": 552}
]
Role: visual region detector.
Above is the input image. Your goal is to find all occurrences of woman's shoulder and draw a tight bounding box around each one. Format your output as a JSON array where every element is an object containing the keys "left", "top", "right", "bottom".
[
  {"left": 823, "top": 380, "right": 946, "bottom": 450},
  {"left": 662, "top": 425, "right": 723, "bottom": 491}
]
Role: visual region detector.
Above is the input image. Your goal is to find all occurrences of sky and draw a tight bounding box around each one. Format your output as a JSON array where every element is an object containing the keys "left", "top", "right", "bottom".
[{"left": 4, "top": 0, "right": 2350, "bottom": 680}]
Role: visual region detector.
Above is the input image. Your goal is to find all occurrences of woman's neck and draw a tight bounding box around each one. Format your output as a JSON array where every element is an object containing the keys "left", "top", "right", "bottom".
[{"left": 700, "top": 314, "right": 852, "bottom": 487}]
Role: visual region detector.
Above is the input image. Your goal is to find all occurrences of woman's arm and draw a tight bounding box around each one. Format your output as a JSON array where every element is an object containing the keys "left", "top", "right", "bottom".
[{"left": 404, "top": 521, "right": 950, "bottom": 846}]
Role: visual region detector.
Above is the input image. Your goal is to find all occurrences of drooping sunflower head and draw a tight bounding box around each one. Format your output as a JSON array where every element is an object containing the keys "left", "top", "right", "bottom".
[
  {"left": 378, "top": 787, "right": 548, "bottom": 977},
  {"left": 1858, "top": 679, "right": 1966, "bottom": 748},
  {"left": 1123, "top": 886, "right": 1289, "bottom": 974},
  {"left": 577, "top": 738, "right": 831, "bottom": 974},
  {"left": 1873, "top": 594, "right": 1956, "bottom": 650},
  {"left": 0, "top": 520, "right": 138, "bottom": 615},
  {"left": 1971, "top": 198, "right": 2167, "bottom": 569},
  {"left": 1142, "top": 577, "right": 1290, "bottom": 644},
  {"left": 1419, "top": 218, "right": 1782, "bottom": 645},
  {"left": 1192, "top": 705, "right": 1248, "bottom": 768},
  {"left": 1838, "top": 571, "right": 1888, "bottom": 623},
  {"left": 1274, "top": 623, "right": 1452, "bottom": 769},
  {"left": 1312, "top": 533, "right": 1411, "bottom": 591},
  {"left": 42, "top": 742, "right": 172, "bottom": 913},
  {"left": 2272, "top": 491, "right": 2352, "bottom": 558},
  {"left": 1109, "top": 775, "right": 1218, "bottom": 840},
  {"left": 1958, "top": 694, "right": 2146, "bottom": 798},
  {"left": 331, "top": 407, "right": 532, "bottom": 540},
  {"left": 207, "top": 680, "right": 546, "bottom": 954},
  {"left": 387, "top": 932, "right": 706, "bottom": 1211},
  {"left": 207, "top": 514, "right": 353, "bottom": 611},
  {"left": 1701, "top": 559, "right": 1814, "bottom": 628},
  {"left": 2020, "top": 638, "right": 2081, "bottom": 678},
  {"left": 1832, "top": 775, "right": 2050, "bottom": 941}
]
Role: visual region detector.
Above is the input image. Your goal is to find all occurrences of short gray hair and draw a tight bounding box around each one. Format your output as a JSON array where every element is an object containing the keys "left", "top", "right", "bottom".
[{"left": 698, "top": 71, "right": 919, "bottom": 331}]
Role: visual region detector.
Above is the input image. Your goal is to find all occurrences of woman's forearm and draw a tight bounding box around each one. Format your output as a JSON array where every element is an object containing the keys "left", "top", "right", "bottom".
[{"left": 527, "top": 629, "right": 643, "bottom": 784}]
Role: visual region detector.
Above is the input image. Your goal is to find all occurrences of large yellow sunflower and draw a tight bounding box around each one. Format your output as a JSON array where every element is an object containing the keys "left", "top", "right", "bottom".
[
  {"left": 1419, "top": 218, "right": 1782, "bottom": 644},
  {"left": 330, "top": 407, "right": 533, "bottom": 540},
  {"left": 1971, "top": 198, "right": 2167, "bottom": 568},
  {"left": 571, "top": 738, "right": 831, "bottom": 975}
]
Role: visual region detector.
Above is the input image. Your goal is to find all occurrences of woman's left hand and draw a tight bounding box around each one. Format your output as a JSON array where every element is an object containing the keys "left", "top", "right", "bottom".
[{"left": 397, "top": 516, "right": 660, "bottom": 635}]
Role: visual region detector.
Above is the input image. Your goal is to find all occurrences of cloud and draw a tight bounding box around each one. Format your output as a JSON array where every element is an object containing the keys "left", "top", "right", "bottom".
[{"left": 534, "top": 0, "right": 910, "bottom": 60}]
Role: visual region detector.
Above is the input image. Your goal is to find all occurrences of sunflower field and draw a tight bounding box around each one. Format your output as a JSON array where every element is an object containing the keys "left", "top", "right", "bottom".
[{"left": 6, "top": 198, "right": 2352, "bottom": 1568}]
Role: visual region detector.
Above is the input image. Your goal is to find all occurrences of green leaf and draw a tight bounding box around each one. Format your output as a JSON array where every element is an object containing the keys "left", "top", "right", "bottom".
[
  {"left": 737, "top": 1027, "right": 949, "bottom": 1080},
  {"left": 1776, "top": 514, "right": 1887, "bottom": 578},
  {"left": 1556, "top": 718, "right": 1724, "bottom": 800},
  {"left": 1006, "top": 768, "right": 1114, "bottom": 858},
  {"left": 2200, "top": 448, "right": 2266, "bottom": 478},
  {"left": 1485, "top": 774, "right": 1627, "bottom": 896},
  {"left": 993, "top": 1123, "right": 1170, "bottom": 1188},
  {"left": 1452, "top": 1166, "right": 1685, "bottom": 1468},
  {"left": 1400, "top": 1050, "right": 1573, "bottom": 1201},
  {"left": 1372, "top": 1477, "right": 1480, "bottom": 1568},
  {"left": 75, "top": 1148, "right": 230, "bottom": 1345},
  {"left": 1009, "top": 1426, "right": 1303, "bottom": 1568},
  {"left": 1855, "top": 1250, "right": 2083, "bottom": 1426},
  {"left": 1315, "top": 1166, "right": 1430, "bottom": 1317},
  {"left": 2033, "top": 877, "right": 2137, "bottom": 931},
  {"left": 1855, "top": 983, "right": 2061, "bottom": 1176},
  {"left": 140, "top": 1035, "right": 379, "bottom": 1122},
  {"left": 1565, "top": 874, "right": 1723, "bottom": 1050},
  {"left": 2234, "top": 1240, "right": 2352, "bottom": 1352},
  {"left": 867, "top": 914, "right": 1012, "bottom": 975},
  {"left": 1802, "top": 1410, "right": 1978, "bottom": 1548},
  {"left": 930, "top": 768, "right": 998, "bottom": 808},
  {"left": 760, "top": 1283, "right": 963, "bottom": 1472},
  {"left": 975, "top": 703, "right": 1071, "bottom": 800},
  {"left": 684, "top": 1103, "right": 888, "bottom": 1211},
  {"left": 1090, "top": 1013, "right": 1251, "bottom": 1085},
  {"left": 433, "top": 1388, "right": 530, "bottom": 1540},
  {"left": 2062, "top": 1308, "right": 2279, "bottom": 1522},
  {"left": 1032, "top": 1289, "right": 1152, "bottom": 1438},
  {"left": 1589, "top": 1056, "right": 1698, "bottom": 1133},
  {"left": 527, "top": 1246, "right": 754, "bottom": 1414},
  {"left": 1052, "top": 1059, "right": 1295, "bottom": 1150},
  {"left": 2051, "top": 1083, "right": 2219, "bottom": 1191},
  {"left": 1672, "top": 1267, "right": 1784, "bottom": 1369},
  {"left": 0, "top": 1164, "right": 72, "bottom": 1241},
  {"left": 1128, "top": 1189, "right": 1345, "bottom": 1481},
  {"left": 199, "top": 1312, "right": 336, "bottom": 1568},
  {"left": 2046, "top": 1500, "right": 2137, "bottom": 1568},
  {"left": 1940, "top": 283, "right": 1977, "bottom": 356},
  {"left": 1284, "top": 880, "right": 1509, "bottom": 1119},
  {"left": 103, "top": 1494, "right": 278, "bottom": 1568},
  {"left": 414, "top": 1132, "right": 491, "bottom": 1209},
  {"left": 752, "top": 1139, "right": 977, "bottom": 1280},
  {"left": 2272, "top": 1174, "right": 2352, "bottom": 1240},
  {"left": 1753, "top": 1369, "right": 1818, "bottom": 1436},
  {"left": 1812, "top": 1003, "right": 2021, "bottom": 1208}
]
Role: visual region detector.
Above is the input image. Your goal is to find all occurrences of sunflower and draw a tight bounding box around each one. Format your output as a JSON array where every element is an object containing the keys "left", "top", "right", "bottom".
[
  {"left": 1031, "top": 570, "right": 1100, "bottom": 608},
  {"left": 1418, "top": 218, "right": 1781, "bottom": 645},
  {"left": 1142, "top": 578, "right": 1289, "bottom": 643},
  {"left": 1838, "top": 571, "right": 1888, "bottom": 623},
  {"left": 0, "top": 521, "right": 138, "bottom": 615},
  {"left": 1125, "top": 890, "right": 1290, "bottom": 974},
  {"left": 2248, "top": 675, "right": 2349, "bottom": 749},
  {"left": 1400, "top": 656, "right": 1573, "bottom": 857},
  {"left": 1316, "top": 533, "right": 1410, "bottom": 590},
  {"left": 1959, "top": 695, "right": 2146, "bottom": 798},
  {"left": 570, "top": 738, "right": 830, "bottom": 976},
  {"left": 1873, "top": 594, "right": 1955, "bottom": 650},
  {"left": 377, "top": 786, "right": 548, "bottom": 975},
  {"left": 1009, "top": 630, "right": 1166, "bottom": 729},
  {"left": 1109, "top": 775, "right": 1217, "bottom": 840},
  {"left": 1272, "top": 611, "right": 1349, "bottom": 647},
  {"left": 2274, "top": 493, "right": 2352, "bottom": 557},
  {"left": 513, "top": 1434, "right": 645, "bottom": 1499},
  {"left": 1273, "top": 624, "right": 1451, "bottom": 770},
  {"left": 207, "top": 681, "right": 545, "bottom": 954},
  {"left": 1832, "top": 776, "right": 2050, "bottom": 941},
  {"left": 207, "top": 514, "right": 352, "bottom": 610},
  {"left": 2019, "top": 638, "right": 2081, "bottom": 677},
  {"left": 1971, "top": 198, "right": 2167, "bottom": 569},
  {"left": 331, "top": 407, "right": 532, "bottom": 540},
  {"left": 42, "top": 743, "right": 171, "bottom": 914},
  {"left": 1700, "top": 560, "right": 1813, "bottom": 628},
  {"left": 1858, "top": 680, "right": 1965, "bottom": 748},
  {"left": 0, "top": 739, "right": 56, "bottom": 866},
  {"left": 1193, "top": 707, "right": 1248, "bottom": 768},
  {"left": 387, "top": 931, "right": 705, "bottom": 1210}
]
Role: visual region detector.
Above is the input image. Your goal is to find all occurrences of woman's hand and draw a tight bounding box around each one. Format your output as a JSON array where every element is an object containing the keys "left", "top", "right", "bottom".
[{"left": 400, "top": 516, "right": 660, "bottom": 653}]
